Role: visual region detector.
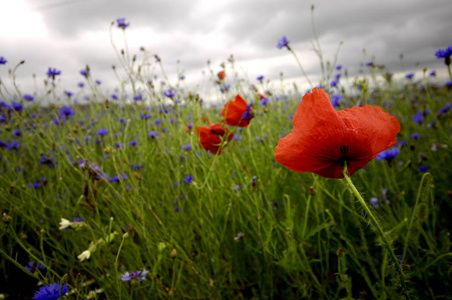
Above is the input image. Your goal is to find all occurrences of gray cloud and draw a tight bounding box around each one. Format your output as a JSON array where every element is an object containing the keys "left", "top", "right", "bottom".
[{"left": 2, "top": 0, "right": 451, "bottom": 98}]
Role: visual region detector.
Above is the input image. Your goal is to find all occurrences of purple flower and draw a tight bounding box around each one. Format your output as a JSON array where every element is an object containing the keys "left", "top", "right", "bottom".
[
  {"left": 376, "top": 147, "right": 400, "bottom": 161},
  {"left": 410, "top": 133, "right": 421, "bottom": 139},
  {"left": 437, "top": 103, "right": 451, "bottom": 117},
  {"left": 330, "top": 94, "right": 342, "bottom": 108},
  {"left": 184, "top": 174, "right": 194, "bottom": 184},
  {"left": 277, "top": 36, "right": 290, "bottom": 49},
  {"left": 412, "top": 111, "right": 424, "bottom": 125},
  {"left": 24, "top": 261, "right": 45, "bottom": 273},
  {"left": 182, "top": 144, "right": 192, "bottom": 151},
  {"left": 129, "top": 140, "right": 137, "bottom": 146},
  {"left": 405, "top": 73, "right": 414, "bottom": 79},
  {"left": 23, "top": 94, "right": 34, "bottom": 102},
  {"left": 370, "top": 197, "right": 379, "bottom": 209},
  {"left": 336, "top": 65, "right": 342, "bottom": 70},
  {"left": 78, "top": 82, "right": 84, "bottom": 88},
  {"left": 95, "top": 79, "right": 101, "bottom": 85},
  {"left": 397, "top": 140, "right": 408, "bottom": 147},
  {"left": 148, "top": 131, "right": 159, "bottom": 139},
  {"left": 120, "top": 269, "right": 148, "bottom": 282},
  {"left": 13, "top": 129, "right": 22, "bottom": 137},
  {"left": 80, "top": 69, "right": 89, "bottom": 77},
  {"left": 116, "top": 18, "right": 130, "bottom": 29},
  {"left": 164, "top": 89, "right": 175, "bottom": 98},
  {"left": 46, "top": 67, "right": 61, "bottom": 79},
  {"left": 257, "top": 75, "right": 264, "bottom": 81},
  {"left": 330, "top": 79, "right": 338, "bottom": 87},
  {"left": 0, "top": 57, "right": 7, "bottom": 64},
  {"left": 64, "top": 90, "right": 73, "bottom": 98},
  {"left": 11, "top": 101, "right": 23, "bottom": 112},
  {"left": 97, "top": 128, "right": 109, "bottom": 136},
  {"left": 435, "top": 46, "right": 452, "bottom": 64},
  {"left": 418, "top": 166, "right": 430, "bottom": 172},
  {"left": 32, "top": 282, "right": 69, "bottom": 300},
  {"left": 58, "top": 106, "right": 75, "bottom": 117}
]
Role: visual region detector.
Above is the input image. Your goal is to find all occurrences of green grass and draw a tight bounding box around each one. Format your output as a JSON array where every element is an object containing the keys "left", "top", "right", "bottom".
[{"left": 1, "top": 25, "right": 452, "bottom": 299}]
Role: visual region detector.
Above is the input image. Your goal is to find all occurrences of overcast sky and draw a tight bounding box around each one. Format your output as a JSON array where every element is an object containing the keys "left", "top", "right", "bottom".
[{"left": 1, "top": 0, "right": 451, "bottom": 99}]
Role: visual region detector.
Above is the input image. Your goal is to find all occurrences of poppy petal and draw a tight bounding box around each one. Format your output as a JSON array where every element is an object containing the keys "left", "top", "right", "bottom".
[{"left": 274, "top": 88, "right": 400, "bottom": 178}]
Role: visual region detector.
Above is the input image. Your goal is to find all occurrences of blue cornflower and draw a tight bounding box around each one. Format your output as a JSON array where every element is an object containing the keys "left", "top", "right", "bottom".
[
  {"left": 129, "top": 140, "right": 137, "bottom": 146},
  {"left": 418, "top": 166, "right": 430, "bottom": 172},
  {"left": 64, "top": 90, "right": 73, "bottom": 97},
  {"left": 153, "top": 119, "right": 162, "bottom": 125},
  {"left": 58, "top": 106, "right": 75, "bottom": 118},
  {"left": 437, "top": 103, "right": 451, "bottom": 117},
  {"left": 80, "top": 69, "right": 89, "bottom": 77},
  {"left": 376, "top": 147, "right": 400, "bottom": 161},
  {"left": 370, "top": 197, "right": 379, "bottom": 209},
  {"left": 46, "top": 67, "right": 61, "bottom": 79},
  {"left": 30, "top": 182, "right": 42, "bottom": 189},
  {"left": 184, "top": 174, "right": 194, "bottom": 184},
  {"left": 410, "top": 133, "right": 421, "bottom": 139},
  {"left": 257, "top": 75, "right": 264, "bottom": 82},
  {"left": 336, "top": 65, "right": 342, "bottom": 70},
  {"left": 149, "top": 131, "right": 159, "bottom": 139},
  {"left": 429, "top": 71, "right": 436, "bottom": 77},
  {"left": 412, "top": 111, "right": 424, "bottom": 125},
  {"left": 330, "top": 94, "right": 342, "bottom": 108},
  {"left": 39, "top": 154, "right": 55, "bottom": 169},
  {"left": 330, "top": 79, "right": 338, "bottom": 87},
  {"left": 23, "top": 94, "right": 34, "bottom": 102},
  {"left": 0, "top": 115, "right": 7, "bottom": 122},
  {"left": 435, "top": 46, "right": 452, "bottom": 58},
  {"left": 32, "top": 282, "right": 69, "bottom": 300},
  {"left": 397, "top": 140, "right": 408, "bottom": 147},
  {"left": 259, "top": 96, "right": 268, "bottom": 106},
  {"left": 182, "top": 144, "right": 192, "bottom": 151},
  {"left": 95, "top": 79, "right": 101, "bottom": 85},
  {"left": 116, "top": 18, "right": 130, "bottom": 29},
  {"left": 13, "top": 129, "right": 21, "bottom": 137},
  {"left": 277, "top": 36, "right": 290, "bottom": 49},
  {"left": 97, "top": 128, "right": 109, "bottom": 136},
  {"left": 446, "top": 81, "right": 452, "bottom": 87},
  {"left": 78, "top": 82, "right": 84, "bottom": 88},
  {"left": 11, "top": 101, "right": 23, "bottom": 112},
  {"left": 120, "top": 269, "right": 148, "bottom": 282},
  {"left": 111, "top": 94, "right": 119, "bottom": 100},
  {"left": 405, "top": 73, "right": 414, "bottom": 79},
  {"left": 435, "top": 46, "right": 452, "bottom": 65},
  {"left": 0, "top": 57, "right": 7, "bottom": 64},
  {"left": 24, "top": 261, "right": 45, "bottom": 273},
  {"left": 164, "top": 89, "right": 175, "bottom": 98},
  {"left": 133, "top": 94, "right": 142, "bottom": 101}
]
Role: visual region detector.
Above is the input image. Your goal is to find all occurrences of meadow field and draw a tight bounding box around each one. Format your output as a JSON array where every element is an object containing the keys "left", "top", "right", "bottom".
[{"left": 1, "top": 19, "right": 451, "bottom": 299}]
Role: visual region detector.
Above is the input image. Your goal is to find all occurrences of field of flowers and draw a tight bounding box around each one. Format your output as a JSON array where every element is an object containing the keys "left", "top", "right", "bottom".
[{"left": 1, "top": 18, "right": 451, "bottom": 299}]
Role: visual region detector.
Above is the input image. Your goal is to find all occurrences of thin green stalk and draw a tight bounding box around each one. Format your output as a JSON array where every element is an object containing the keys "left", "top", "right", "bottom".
[{"left": 343, "top": 165, "right": 409, "bottom": 300}]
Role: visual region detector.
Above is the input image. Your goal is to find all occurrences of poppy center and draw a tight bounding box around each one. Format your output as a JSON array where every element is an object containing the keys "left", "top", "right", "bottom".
[{"left": 337, "top": 145, "right": 353, "bottom": 165}]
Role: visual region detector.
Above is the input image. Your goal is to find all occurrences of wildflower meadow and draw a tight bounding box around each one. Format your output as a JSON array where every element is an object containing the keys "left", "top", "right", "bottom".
[{"left": 1, "top": 15, "right": 452, "bottom": 300}]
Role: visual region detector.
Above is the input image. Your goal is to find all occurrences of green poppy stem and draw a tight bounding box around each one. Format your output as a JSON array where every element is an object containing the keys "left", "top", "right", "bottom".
[{"left": 343, "top": 165, "right": 409, "bottom": 300}]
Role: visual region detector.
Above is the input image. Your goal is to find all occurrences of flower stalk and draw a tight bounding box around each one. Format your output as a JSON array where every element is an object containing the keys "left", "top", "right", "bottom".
[{"left": 342, "top": 164, "right": 409, "bottom": 299}]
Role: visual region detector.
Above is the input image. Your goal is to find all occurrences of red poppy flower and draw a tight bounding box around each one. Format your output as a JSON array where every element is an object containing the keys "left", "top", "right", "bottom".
[
  {"left": 221, "top": 94, "right": 254, "bottom": 127},
  {"left": 274, "top": 88, "right": 400, "bottom": 178},
  {"left": 218, "top": 70, "right": 226, "bottom": 80},
  {"left": 196, "top": 124, "right": 234, "bottom": 154}
]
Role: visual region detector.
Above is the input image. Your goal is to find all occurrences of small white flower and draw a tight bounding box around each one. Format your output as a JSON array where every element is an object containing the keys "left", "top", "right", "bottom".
[
  {"left": 59, "top": 218, "right": 71, "bottom": 230},
  {"left": 77, "top": 250, "right": 91, "bottom": 261}
]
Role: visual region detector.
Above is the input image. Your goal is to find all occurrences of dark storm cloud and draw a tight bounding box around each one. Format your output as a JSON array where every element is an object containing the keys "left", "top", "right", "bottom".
[{"left": 3, "top": 0, "right": 452, "bottom": 95}]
